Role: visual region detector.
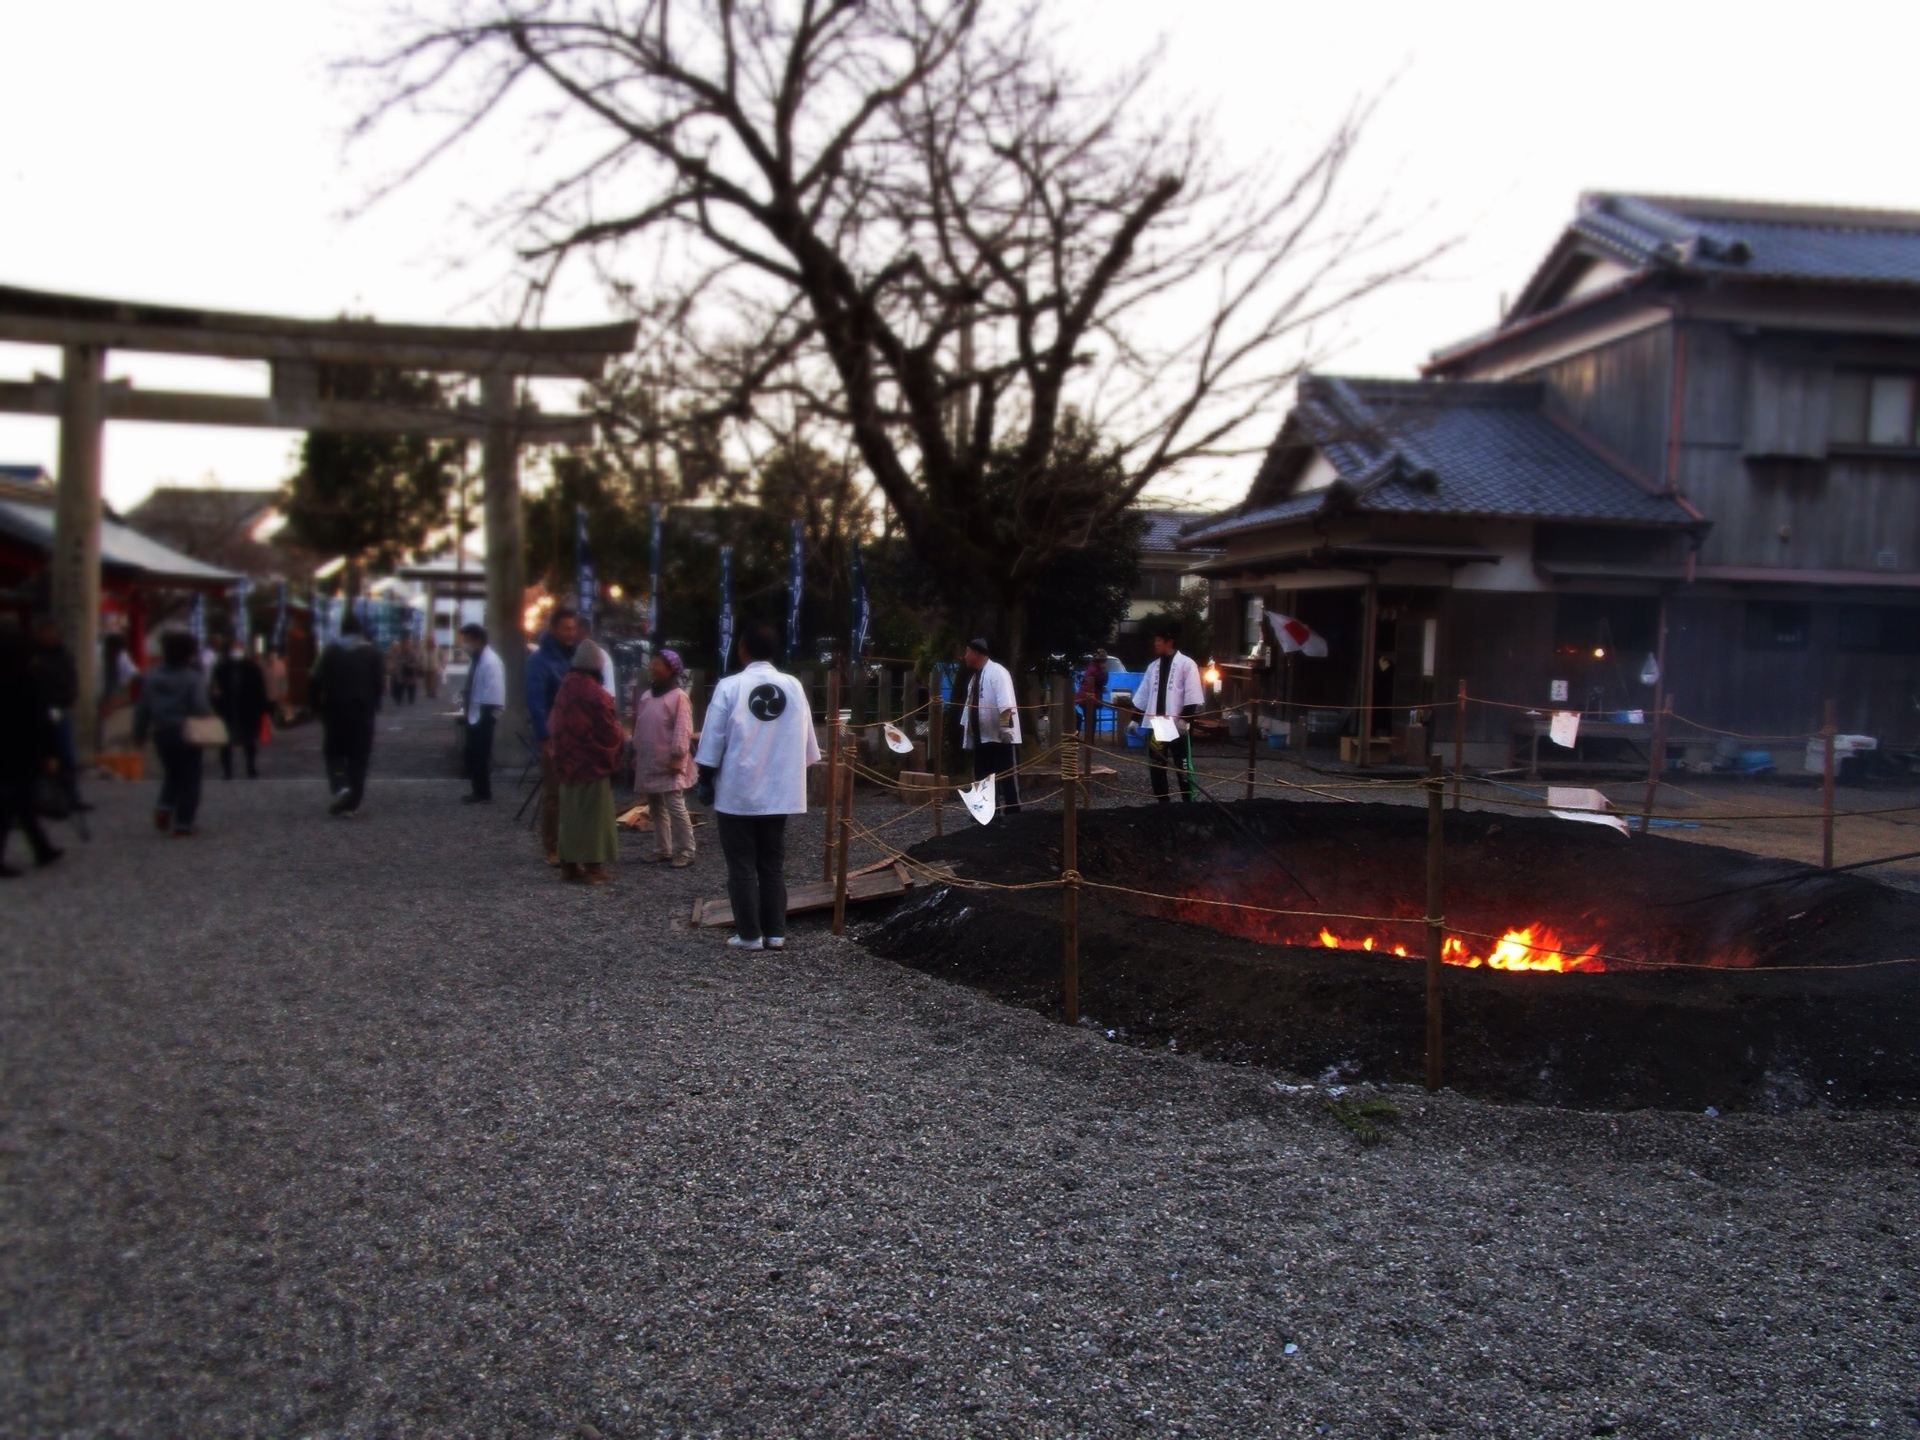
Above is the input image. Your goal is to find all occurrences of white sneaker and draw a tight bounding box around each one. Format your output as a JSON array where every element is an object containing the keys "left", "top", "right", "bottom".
[
  {"left": 764, "top": 937, "right": 785, "bottom": 951},
  {"left": 727, "top": 935, "right": 764, "bottom": 950}
]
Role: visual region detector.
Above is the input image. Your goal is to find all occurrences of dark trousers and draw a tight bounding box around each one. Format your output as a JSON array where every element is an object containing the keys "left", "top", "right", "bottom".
[
  {"left": 716, "top": 812, "right": 788, "bottom": 943},
  {"left": 1148, "top": 732, "right": 1194, "bottom": 803},
  {"left": 156, "top": 731, "right": 204, "bottom": 830},
  {"left": 1075, "top": 703, "right": 1098, "bottom": 742},
  {"left": 972, "top": 741, "right": 1021, "bottom": 814},
  {"left": 53, "top": 713, "right": 80, "bottom": 804},
  {"left": 0, "top": 779, "right": 56, "bottom": 864},
  {"left": 464, "top": 712, "right": 496, "bottom": 799},
  {"left": 323, "top": 715, "right": 375, "bottom": 812},
  {"left": 219, "top": 737, "right": 257, "bottom": 779}
]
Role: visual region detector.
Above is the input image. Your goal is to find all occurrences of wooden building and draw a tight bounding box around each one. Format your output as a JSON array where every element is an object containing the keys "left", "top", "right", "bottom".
[{"left": 1187, "top": 193, "right": 1920, "bottom": 767}]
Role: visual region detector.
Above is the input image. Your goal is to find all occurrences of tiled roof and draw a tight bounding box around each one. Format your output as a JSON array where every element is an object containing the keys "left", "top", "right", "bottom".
[
  {"left": 1183, "top": 376, "right": 1696, "bottom": 545},
  {"left": 1578, "top": 194, "right": 1920, "bottom": 285},
  {"left": 1138, "top": 510, "right": 1220, "bottom": 554}
]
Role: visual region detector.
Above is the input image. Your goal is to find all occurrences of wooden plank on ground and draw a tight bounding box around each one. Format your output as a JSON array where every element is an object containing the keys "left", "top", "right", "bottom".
[{"left": 693, "top": 861, "right": 957, "bottom": 928}]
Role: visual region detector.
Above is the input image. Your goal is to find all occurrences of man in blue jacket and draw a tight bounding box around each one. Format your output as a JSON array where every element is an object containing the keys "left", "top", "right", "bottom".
[{"left": 525, "top": 605, "right": 580, "bottom": 864}]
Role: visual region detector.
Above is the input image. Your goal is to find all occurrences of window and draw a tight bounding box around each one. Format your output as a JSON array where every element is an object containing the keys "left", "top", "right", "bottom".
[
  {"left": 1553, "top": 596, "right": 1658, "bottom": 657},
  {"left": 1744, "top": 601, "right": 1811, "bottom": 650},
  {"left": 1243, "top": 595, "right": 1266, "bottom": 656},
  {"left": 1831, "top": 371, "right": 1920, "bottom": 448},
  {"left": 1838, "top": 605, "right": 1920, "bottom": 653},
  {"left": 1134, "top": 570, "right": 1184, "bottom": 602}
]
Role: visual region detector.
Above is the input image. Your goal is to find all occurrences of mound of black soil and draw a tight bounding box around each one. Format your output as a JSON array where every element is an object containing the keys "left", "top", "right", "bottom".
[{"left": 862, "top": 800, "right": 1920, "bottom": 1111}]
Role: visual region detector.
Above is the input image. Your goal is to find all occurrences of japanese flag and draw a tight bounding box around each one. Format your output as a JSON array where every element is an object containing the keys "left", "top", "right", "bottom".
[{"left": 1267, "top": 611, "right": 1329, "bottom": 658}]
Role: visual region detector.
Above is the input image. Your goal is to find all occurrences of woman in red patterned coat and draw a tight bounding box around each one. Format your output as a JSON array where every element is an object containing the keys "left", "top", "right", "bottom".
[{"left": 548, "top": 639, "right": 625, "bottom": 883}]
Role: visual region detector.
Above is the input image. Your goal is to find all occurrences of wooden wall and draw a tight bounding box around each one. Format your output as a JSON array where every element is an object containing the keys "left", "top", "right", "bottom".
[
  {"left": 1664, "top": 596, "right": 1920, "bottom": 744},
  {"left": 1524, "top": 323, "right": 1672, "bottom": 480}
]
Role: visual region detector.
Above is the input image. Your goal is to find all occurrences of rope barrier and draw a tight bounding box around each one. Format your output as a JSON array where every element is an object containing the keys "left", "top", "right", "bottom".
[{"left": 820, "top": 765, "right": 1920, "bottom": 974}]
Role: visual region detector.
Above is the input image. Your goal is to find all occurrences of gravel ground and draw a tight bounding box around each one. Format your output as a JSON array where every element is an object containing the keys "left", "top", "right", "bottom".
[{"left": 5, "top": 707, "right": 1920, "bottom": 1438}]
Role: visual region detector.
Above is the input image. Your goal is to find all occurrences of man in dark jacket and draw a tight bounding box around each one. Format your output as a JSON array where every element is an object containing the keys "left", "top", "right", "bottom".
[
  {"left": 1, "top": 626, "right": 62, "bottom": 875},
  {"left": 310, "top": 611, "right": 384, "bottom": 816},
  {"left": 30, "top": 616, "right": 85, "bottom": 811},
  {"left": 524, "top": 606, "right": 580, "bottom": 865},
  {"left": 210, "top": 636, "right": 270, "bottom": 780}
]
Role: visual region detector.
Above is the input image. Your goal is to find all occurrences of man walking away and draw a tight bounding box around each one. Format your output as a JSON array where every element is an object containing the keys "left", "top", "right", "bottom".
[
  {"left": 133, "top": 630, "right": 214, "bottom": 838},
  {"left": 1124, "top": 621, "right": 1204, "bottom": 803},
  {"left": 30, "top": 616, "right": 86, "bottom": 812},
  {"left": 310, "top": 611, "right": 383, "bottom": 816},
  {"left": 959, "top": 637, "right": 1022, "bottom": 815},
  {"left": 460, "top": 622, "right": 504, "bottom": 802},
  {"left": 210, "top": 636, "right": 269, "bottom": 780},
  {"left": 526, "top": 606, "right": 581, "bottom": 865},
  {"left": 695, "top": 622, "right": 820, "bottom": 950},
  {"left": 0, "top": 626, "right": 62, "bottom": 875}
]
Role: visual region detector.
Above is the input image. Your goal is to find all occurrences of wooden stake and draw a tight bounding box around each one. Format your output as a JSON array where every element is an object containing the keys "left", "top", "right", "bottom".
[
  {"left": 931, "top": 685, "right": 945, "bottom": 837},
  {"left": 1357, "top": 580, "right": 1379, "bottom": 770},
  {"left": 1822, "top": 697, "right": 1837, "bottom": 869},
  {"left": 1245, "top": 698, "right": 1258, "bottom": 800},
  {"left": 1640, "top": 698, "right": 1670, "bottom": 836},
  {"left": 824, "top": 667, "right": 841, "bottom": 884},
  {"left": 1452, "top": 679, "right": 1466, "bottom": 811},
  {"left": 1425, "top": 752, "right": 1445, "bottom": 1094},
  {"left": 832, "top": 720, "right": 855, "bottom": 934},
  {"left": 1062, "top": 732, "right": 1079, "bottom": 1025}
]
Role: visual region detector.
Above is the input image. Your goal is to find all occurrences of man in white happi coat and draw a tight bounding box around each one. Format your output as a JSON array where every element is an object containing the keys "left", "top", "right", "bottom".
[
  {"left": 694, "top": 621, "right": 821, "bottom": 951},
  {"left": 959, "top": 637, "right": 1022, "bottom": 815},
  {"left": 1123, "top": 620, "right": 1205, "bottom": 802}
]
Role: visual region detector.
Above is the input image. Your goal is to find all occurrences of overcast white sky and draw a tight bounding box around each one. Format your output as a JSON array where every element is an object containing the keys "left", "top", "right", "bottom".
[{"left": 4, "top": 0, "right": 1918, "bottom": 512}]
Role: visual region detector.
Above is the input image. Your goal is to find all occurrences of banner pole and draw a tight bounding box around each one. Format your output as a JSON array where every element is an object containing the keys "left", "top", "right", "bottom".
[{"left": 824, "top": 667, "right": 840, "bottom": 884}]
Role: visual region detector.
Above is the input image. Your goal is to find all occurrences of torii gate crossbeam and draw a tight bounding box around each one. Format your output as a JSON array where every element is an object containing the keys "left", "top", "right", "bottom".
[{"left": 0, "top": 283, "right": 636, "bottom": 761}]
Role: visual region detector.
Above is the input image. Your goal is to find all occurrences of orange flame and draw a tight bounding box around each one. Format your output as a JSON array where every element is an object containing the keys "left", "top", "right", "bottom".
[{"left": 1309, "top": 924, "right": 1603, "bottom": 972}]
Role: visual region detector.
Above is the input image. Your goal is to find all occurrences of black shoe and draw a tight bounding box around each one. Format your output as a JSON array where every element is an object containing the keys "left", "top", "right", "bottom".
[
  {"left": 462, "top": 793, "right": 491, "bottom": 804},
  {"left": 34, "top": 848, "right": 63, "bottom": 868},
  {"left": 0, "top": 864, "right": 20, "bottom": 879},
  {"left": 70, "top": 799, "right": 94, "bottom": 812}
]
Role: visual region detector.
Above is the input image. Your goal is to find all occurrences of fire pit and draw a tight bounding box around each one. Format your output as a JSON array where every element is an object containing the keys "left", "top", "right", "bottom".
[{"left": 862, "top": 800, "right": 1920, "bottom": 1111}]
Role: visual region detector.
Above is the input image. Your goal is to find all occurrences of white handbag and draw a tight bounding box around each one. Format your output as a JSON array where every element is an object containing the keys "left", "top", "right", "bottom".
[{"left": 182, "top": 715, "right": 231, "bottom": 747}]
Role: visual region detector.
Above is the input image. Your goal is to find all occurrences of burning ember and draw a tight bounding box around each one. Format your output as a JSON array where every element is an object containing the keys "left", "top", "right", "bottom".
[{"left": 1309, "top": 925, "right": 1605, "bottom": 973}]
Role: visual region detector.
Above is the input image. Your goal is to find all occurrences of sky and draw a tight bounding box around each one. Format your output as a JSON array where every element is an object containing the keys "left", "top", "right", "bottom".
[{"left": 4, "top": 0, "right": 1919, "bottom": 513}]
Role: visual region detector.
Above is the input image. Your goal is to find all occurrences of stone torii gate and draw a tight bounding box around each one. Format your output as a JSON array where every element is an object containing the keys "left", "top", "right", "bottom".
[{"left": 0, "top": 284, "right": 635, "bottom": 758}]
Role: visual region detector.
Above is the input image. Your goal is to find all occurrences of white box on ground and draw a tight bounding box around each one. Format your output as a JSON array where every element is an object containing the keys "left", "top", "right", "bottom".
[
  {"left": 1545, "top": 785, "right": 1630, "bottom": 836},
  {"left": 1805, "top": 734, "right": 1877, "bottom": 773},
  {"left": 1546, "top": 786, "right": 1611, "bottom": 813}
]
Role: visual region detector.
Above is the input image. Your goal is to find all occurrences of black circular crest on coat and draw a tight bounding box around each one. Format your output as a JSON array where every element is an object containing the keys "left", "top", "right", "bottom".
[{"left": 747, "top": 683, "right": 787, "bottom": 721}]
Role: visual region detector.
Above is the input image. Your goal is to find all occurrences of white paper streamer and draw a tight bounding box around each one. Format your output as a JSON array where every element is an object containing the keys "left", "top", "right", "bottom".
[
  {"left": 959, "top": 776, "right": 997, "bottom": 825},
  {"left": 883, "top": 723, "right": 913, "bottom": 754}
]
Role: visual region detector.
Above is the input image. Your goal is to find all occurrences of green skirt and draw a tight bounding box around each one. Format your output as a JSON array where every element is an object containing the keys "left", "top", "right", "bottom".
[{"left": 558, "top": 780, "right": 619, "bottom": 863}]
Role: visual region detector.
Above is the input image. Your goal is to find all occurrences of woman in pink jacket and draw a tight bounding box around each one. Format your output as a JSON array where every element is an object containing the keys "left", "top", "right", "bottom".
[{"left": 631, "top": 647, "right": 697, "bottom": 867}]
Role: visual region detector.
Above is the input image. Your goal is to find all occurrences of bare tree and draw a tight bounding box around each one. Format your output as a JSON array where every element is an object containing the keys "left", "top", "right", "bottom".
[{"left": 357, "top": 0, "right": 1431, "bottom": 662}]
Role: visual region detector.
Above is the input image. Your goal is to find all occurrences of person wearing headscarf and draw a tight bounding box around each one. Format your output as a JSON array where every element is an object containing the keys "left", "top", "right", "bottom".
[
  {"left": 631, "top": 647, "right": 696, "bottom": 867},
  {"left": 548, "top": 638, "right": 624, "bottom": 883}
]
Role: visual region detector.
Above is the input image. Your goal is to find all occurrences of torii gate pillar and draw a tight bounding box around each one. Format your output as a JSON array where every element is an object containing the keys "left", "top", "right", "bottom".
[
  {"left": 51, "top": 344, "right": 106, "bottom": 761},
  {"left": 481, "top": 373, "right": 529, "bottom": 751}
]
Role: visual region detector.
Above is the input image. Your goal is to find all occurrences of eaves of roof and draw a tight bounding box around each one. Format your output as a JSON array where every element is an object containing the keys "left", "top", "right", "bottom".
[
  {"left": 0, "top": 498, "right": 241, "bottom": 585},
  {"left": 1424, "top": 271, "right": 1665, "bottom": 376}
]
